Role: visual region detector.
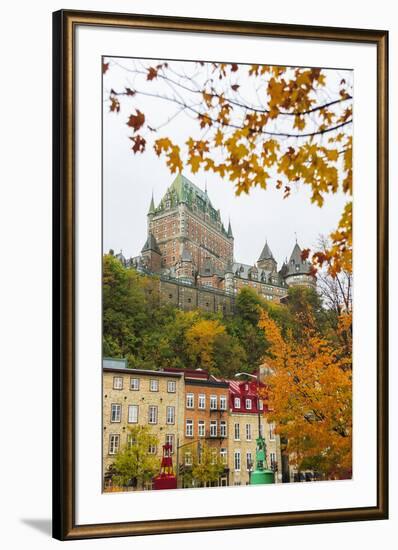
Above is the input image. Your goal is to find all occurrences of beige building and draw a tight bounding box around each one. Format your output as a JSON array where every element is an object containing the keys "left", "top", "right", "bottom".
[
  {"left": 103, "top": 358, "right": 185, "bottom": 485},
  {"left": 228, "top": 413, "right": 282, "bottom": 486}
]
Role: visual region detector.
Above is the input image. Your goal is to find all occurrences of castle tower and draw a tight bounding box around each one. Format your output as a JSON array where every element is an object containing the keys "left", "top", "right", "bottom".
[
  {"left": 283, "top": 242, "right": 316, "bottom": 289},
  {"left": 224, "top": 261, "right": 234, "bottom": 294},
  {"left": 145, "top": 174, "right": 234, "bottom": 275},
  {"left": 257, "top": 240, "right": 277, "bottom": 272},
  {"left": 175, "top": 246, "right": 195, "bottom": 283},
  {"left": 141, "top": 232, "right": 162, "bottom": 273}
]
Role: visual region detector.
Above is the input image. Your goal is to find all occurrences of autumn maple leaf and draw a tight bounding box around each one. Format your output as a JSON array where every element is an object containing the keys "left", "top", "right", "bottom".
[{"left": 127, "top": 110, "right": 145, "bottom": 132}]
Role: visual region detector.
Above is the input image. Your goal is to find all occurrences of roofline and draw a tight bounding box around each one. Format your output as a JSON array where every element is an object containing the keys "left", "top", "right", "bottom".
[
  {"left": 185, "top": 378, "right": 230, "bottom": 388},
  {"left": 103, "top": 366, "right": 183, "bottom": 378}
]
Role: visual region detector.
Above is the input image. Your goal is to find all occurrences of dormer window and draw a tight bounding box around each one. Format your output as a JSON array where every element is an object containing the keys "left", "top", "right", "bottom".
[{"left": 234, "top": 397, "right": 241, "bottom": 408}]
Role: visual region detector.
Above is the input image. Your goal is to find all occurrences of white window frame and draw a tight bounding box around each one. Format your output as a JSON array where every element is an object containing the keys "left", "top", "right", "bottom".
[
  {"left": 258, "top": 398, "right": 264, "bottom": 410},
  {"left": 185, "top": 451, "right": 192, "bottom": 466},
  {"left": 113, "top": 376, "right": 123, "bottom": 390},
  {"left": 186, "top": 393, "right": 194, "bottom": 409},
  {"left": 148, "top": 405, "right": 158, "bottom": 424},
  {"left": 234, "top": 422, "right": 240, "bottom": 441},
  {"left": 128, "top": 404, "right": 138, "bottom": 424},
  {"left": 110, "top": 403, "right": 121, "bottom": 423},
  {"left": 109, "top": 434, "right": 120, "bottom": 455},
  {"left": 234, "top": 450, "right": 241, "bottom": 471},
  {"left": 210, "top": 395, "right": 217, "bottom": 410},
  {"left": 198, "top": 394, "right": 206, "bottom": 409},
  {"left": 220, "top": 420, "right": 227, "bottom": 438},
  {"left": 246, "top": 423, "right": 252, "bottom": 441},
  {"left": 210, "top": 420, "right": 217, "bottom": 437},
  {"left": 270, "top": 452, "right": 276, "bottom": 468},
  {"left": 167, "top": 380, "right": 176, "bottom": 393},
  {"left": 234, "top": 397, "right": 241, "bottom": 408},
  {"left": 198, "top": 420, "right": 205, "bottom": 437},
  {"left": 166, "top": 405, "right": 175, "bottom": 425},
  {"left": 186, "top": 419, "right": 193, "bottom": 437},
  {"left": 246, "top": 451, "right": 253, "bottom": 470},
  {"left": 220, "top": 448, "right": 227, "bottom": 464},
  {"left": 130, "top": 377, "right": 139, "bottom": 391},
  {"left": 149, "top": 379, "right": 159, "bottom": 392},
  {"left": 148, "top": 444, "right": 157, "bottom": 454},
  {"left": 219, "top": 395, "right": 227, "bottom": 410},
  {"left": 245, "top": 398, "right": 252, "bottom": 410},
  {"left": 126, "top": 433, "right": 136, "bottom": 448},
  {"left": 269, "top": 422, "right": 276, "bottom": 441}
]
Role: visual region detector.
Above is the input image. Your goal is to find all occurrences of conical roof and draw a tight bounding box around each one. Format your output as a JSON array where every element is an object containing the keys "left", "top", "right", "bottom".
[
  {"left": 141, "top": 232, "right": 161, "bottom": 254},
  {"left": 148, "top": 194, "right": 155, "bottom": 215},
  {"left": 286, "top": 242, "right": 311, "bottom": 275},
  {"left": 258, "top": 240, "right": 274, "bottom": 261},
  {"left": 227, "top": 219, "right": 233, "bottom": 238}
]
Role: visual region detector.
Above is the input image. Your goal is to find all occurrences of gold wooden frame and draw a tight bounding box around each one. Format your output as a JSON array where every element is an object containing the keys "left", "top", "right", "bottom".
[{"left": 52, "top": 9, "right": 389, "bottom": 540}]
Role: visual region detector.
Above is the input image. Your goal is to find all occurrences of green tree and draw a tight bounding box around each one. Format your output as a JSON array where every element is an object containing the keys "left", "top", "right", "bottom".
[
  {"left": 112, "top": 426, "right": 160, "bottom": 489},
  {"left": 190, "top": 444, "right": 225, "bottom": 487}
]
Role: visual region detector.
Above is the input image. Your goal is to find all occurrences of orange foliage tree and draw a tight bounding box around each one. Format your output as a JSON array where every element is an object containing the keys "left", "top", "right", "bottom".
[
  {"left": 104, "top": 59, "right": 353, "bottom": 275},
  {"left": 258, "top": 309, "right": 352, "bottom": 478}
]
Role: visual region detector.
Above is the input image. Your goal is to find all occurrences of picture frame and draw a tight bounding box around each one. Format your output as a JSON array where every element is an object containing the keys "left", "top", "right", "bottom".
[{"left": 52, "top": 9, "right": 389, "bottom": 541}]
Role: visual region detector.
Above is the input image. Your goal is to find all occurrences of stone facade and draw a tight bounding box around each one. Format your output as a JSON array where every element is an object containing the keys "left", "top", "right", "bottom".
[
  {"left": 102, "top": 359, "right": 185, "bottom": 485},
  {"left": 117, "top": 173, "right": 316, "bottom": 311}
]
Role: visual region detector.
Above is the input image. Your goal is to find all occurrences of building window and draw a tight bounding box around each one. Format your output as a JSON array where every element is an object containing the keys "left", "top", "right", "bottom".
[
  {"left": 269, "top": 422, "right": 276, "bottom": 441},
  {"left": 234, "top": 397, "right": 241, "bottom": 408},
  {"left": 220, "top": 448, "right": 227, "bottom": 464},
  {"left": 186, "top": 393, "right": 194, "bottom": 409},
  {"left": 210, "top": 420, "right": 217, "bottom": 437},
  {"left": 113, "top": 376, "right": 123, "bottom": 390},
  {"left": 270, "top": 452, "right": 276, "bottom": 469},
  {"left": 258, "top": 398, "right": 264, "bottom": 411},
  {"left": 109, "top": 434, "right": 120, "bottom": 455},
  {"left": 234, "top": 423, "right": 240, "bottom": 441},
  {"left": 127, "top": 433, "right": 136, "bottom": 448},
  {"left": 246, "top": 423, "right": 252, "bottom": 441},
  {"left": 185, "top": 452, "right": 192, "bottom": 466},
  {"left": 165, "top": 434, "right": 174, "bottom": 453},
  {"left": 198, "top": 420, "right": 205, "bottom": 437},
  {"left": 186, "top": 419, "right": 193, "bottom": 437},
  {"left": 128, "top": 405, "right": 138, "bottom": 424},
  {"left": 219, "top": 396, "right": 227, "bottom": 410},
  {"left": 198, "top": 394, "right": 206, "bottom": 409},
  {"left": 167, "top": 380, "right": 176, "bottom": 393},
  {"left": 210, "top": 395, "right": 217, "bottom": 410},
  {"left": 130, "top": 378, "right": 139, "bottom": 391},
  {"left": 166, "top": 406, "right": 175, "bottom": 425},
  {"left": 260, "top": 423, "right": 265, "bottom": 438},
  {"left": 220, "top": 420, "right": 227, "bottom": 438},
  {"left": 148, "top": 444, "right": 157, "bottom": 454},
  {"left": 246, "top": 452, "right": 253, "bottom": 470},
  {"left": 234, "top": 450, "right": 241, "bottom": 471},
  {"left": 110, "top": 403, "right": 121, "bottom": 423},
  {"left": 148, "top": 405, "right": 158, "bottom": 424},
  {"left": 245, "top": 398, "right": 252, "bottom": 410},
  {"left": 150, "top": 379, "right": 159, "bottom": 392}
]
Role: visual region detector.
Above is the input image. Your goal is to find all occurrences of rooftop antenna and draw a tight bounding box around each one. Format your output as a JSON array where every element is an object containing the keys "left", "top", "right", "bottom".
[{"left": 294, "top": 232, "right": 298, "bottom": 244}]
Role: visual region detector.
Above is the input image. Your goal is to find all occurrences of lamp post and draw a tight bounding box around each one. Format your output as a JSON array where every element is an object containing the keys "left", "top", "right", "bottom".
[{"left": 234, "top": 372, "right": 274, "bottom": 485}]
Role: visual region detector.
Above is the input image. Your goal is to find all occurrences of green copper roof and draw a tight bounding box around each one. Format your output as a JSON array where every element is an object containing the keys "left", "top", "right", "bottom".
[{"left": 155, "top": 174, "right": 225, "bottom": 229}]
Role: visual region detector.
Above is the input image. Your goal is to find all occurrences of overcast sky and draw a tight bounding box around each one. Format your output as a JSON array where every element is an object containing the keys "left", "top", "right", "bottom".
[{"left": 103, "top": 58, "right": 352, "bottom": 268}]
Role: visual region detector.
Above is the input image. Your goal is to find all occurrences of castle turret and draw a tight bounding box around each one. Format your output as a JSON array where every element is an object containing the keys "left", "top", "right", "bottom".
[
  {"left": 175, "top": 246, "right": 195, "bottom": 283},
  {"left": 257, "top": 240, "right": 277, "bottom": 272},
  {"left": 141, "top": 232, "right": 162, "bottom": 273},
  {"left": 224, "top": 261, "right": 234, "bottom": 294},
  {"left": 283, "top": 242, "right": 316, "bottom": 289},
  {"left": 227, "top": 219, "right": 234, "bottom": 240}
]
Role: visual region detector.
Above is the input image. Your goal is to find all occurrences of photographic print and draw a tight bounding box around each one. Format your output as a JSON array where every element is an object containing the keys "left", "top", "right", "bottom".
[{"left": 102, "top": 56, "right": 353, "bottom": 492}]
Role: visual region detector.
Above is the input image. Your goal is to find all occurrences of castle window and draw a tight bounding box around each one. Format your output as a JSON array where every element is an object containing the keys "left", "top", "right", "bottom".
[{"left": 168, "top": 294, "right": 173, "bottom": 299}]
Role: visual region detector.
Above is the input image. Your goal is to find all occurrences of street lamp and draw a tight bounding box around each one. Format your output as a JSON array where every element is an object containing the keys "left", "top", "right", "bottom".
[{"left": 234, "top": 372, "right": 274, "bottom": 485}]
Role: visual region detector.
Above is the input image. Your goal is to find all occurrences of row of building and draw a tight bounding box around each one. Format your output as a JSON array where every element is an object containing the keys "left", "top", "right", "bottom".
[{"left": 103, "top": 358, "right": 284, "bottom": 489}]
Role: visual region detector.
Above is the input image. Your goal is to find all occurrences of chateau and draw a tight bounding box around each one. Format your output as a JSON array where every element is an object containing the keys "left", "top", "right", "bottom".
[{"left": 116, "top": 174, "right": 316, "bottom": 312}]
